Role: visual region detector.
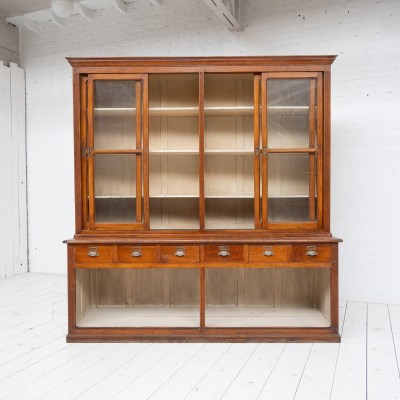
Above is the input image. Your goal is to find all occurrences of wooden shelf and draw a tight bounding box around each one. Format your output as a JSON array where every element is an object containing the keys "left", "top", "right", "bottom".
[
  {"left": 205, "top": 149, "right": 253, "bottom": 155},
  {"left": 94, "top": 106, "right": 310, "bottom": 117},
  {"left": 205, "top": 195, "right": 254, "bottom": 199},
  {"left": 150, "top": 194, "right": 199, "bottom": 198},
  {"left": 150, "top": 150, "right": 198, "bottom": 155}
]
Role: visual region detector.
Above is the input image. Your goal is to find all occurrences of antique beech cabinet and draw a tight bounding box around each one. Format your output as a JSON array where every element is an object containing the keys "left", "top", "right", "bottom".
[{"left": 65, "top": 56, "right": 341, "bottom": 343}]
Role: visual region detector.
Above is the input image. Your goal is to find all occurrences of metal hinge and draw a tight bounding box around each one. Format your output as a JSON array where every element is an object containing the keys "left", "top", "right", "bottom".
[{"left": 81, "top": 147, "right": 93, "bottom": 157}]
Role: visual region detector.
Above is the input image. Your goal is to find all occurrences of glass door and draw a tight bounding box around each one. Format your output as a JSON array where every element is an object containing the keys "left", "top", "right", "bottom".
[
  {"left": 87, "top": 74, "right": 148, "bottom": 230},
  {"left": 261, "top": 73, "right": 323, "bottom": 229}
]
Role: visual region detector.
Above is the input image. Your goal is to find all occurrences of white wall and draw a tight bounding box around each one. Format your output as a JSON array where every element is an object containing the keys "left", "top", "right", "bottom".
[{"left": 20, "top": 0, "right": 400, "bottom": 304}]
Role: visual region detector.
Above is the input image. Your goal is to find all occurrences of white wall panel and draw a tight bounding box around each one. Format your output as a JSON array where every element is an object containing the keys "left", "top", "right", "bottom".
[{"left": 0, "top": 62, "right": 27, "bottom": 278}]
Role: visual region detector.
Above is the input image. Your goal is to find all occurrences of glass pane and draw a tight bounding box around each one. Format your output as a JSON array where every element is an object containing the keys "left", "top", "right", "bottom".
[
  {"left": 76, "top": 268, "right": 200, "bottom": 328},
  {"left": 148, "top": 74, "right": 199, "bottom": 229},
  {"left": 267, "top": 79, "right": 317, "bottom": 149},
  {"left": 204, "top": 74, "right": 254, "bottom": 229},
  {"left": 94, "top": 154, "right": 139, "bottom": 223},
  {"left": 268, "top": 153, "right": 317, "bottom": 222},
  {"left": 93, "top": 81, "right": 139, "bottom": 150},
  {"left": 205, "top": 267, "right": 330, "bottom": 328}
]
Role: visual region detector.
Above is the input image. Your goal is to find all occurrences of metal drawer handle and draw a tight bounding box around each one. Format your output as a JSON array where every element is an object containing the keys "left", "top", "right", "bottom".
[
  {"left": 263, "top": 246, "right": 274, "bottom": 257},
  {"left": 131, "top": 247, "right": 142, "bottom": 257},
  {"left": 88, "top": 247, "right": 99, "bottom": 257},
  {"left": 306, "top": 246, "right": 318, "bottom": 257},
  {"left": 175, "top": 247, "right": 185, "bottom": 257},
  {"left": 218, "top": 246, "right": 230, "bottom": 257}
]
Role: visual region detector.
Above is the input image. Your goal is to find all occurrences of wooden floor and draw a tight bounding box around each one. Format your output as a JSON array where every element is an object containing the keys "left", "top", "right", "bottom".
[{"left": 0, "top": 273, "right": 399, "bottom": 400}]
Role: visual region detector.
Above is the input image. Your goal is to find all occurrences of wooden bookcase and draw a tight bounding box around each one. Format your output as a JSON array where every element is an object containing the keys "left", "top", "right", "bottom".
[{"left": 65, "top": 56, "right": 341, "bottom": 342}]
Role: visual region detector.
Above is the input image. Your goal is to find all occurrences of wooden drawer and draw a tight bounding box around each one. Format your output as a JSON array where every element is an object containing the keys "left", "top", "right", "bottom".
[
  {"left": 292, "top": 244, "right": 332, "bottom": 263},
  {"left": 204, "top": 245, "right": 244, "bottom": 264},
  {"left": 160, "top": 245, "right": 200, "bottom": 264},
  {"left": 117, "top": 245, "right": 156, "bottom": 264},
  {"left": 248, "top": 245, "right": 290, "bottom": 263},
  {"left": 75, "top": 245, "right": 113, "bottom": 265}
]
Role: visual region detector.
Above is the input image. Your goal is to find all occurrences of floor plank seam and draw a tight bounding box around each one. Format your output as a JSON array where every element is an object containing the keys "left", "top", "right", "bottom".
[
  {"left": 146, "top": 343, "right": 208, "bottom": 400},
  {"left": 72, "top": 343, "right": 154, "bottom": 400},
  {"left": 255, "top": 343, "right": 287, "bottom": 400},
  {"left": 365, "top": 303, "right": 369, "bottom": 400},
  {"left": 329, "top": 300, "right": 348, "bottom": 400},
  {"left": 182, "top": 344, "right": 233, "bottom": 400},
  {"left": 110, "top": 344, "right": 181, "bottom": 400},
  {"left": 387, "top": 305, "right": 400, "bottom": 380},
  {"left": 219, "top": 343, "right": 260, "bottom": 400},
  {"left": 293, "top": 343, "right": 313, "bottom": 400}
]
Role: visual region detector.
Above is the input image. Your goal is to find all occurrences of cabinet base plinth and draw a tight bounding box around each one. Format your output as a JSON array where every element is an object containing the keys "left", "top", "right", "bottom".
[{"left": 67, "top": 330, "right": 340, "bottom": 343}]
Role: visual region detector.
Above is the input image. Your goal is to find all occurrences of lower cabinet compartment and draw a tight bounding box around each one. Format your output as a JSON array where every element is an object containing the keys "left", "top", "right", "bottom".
[
  {"left": 205, "top": 267, "right": 331, "bottom": 328},
  {"left": 76, "top": 268, "right": 200, "bottom": 328},
  {"left": 75, "top": 266, "right": 331, "bottom": 330}
]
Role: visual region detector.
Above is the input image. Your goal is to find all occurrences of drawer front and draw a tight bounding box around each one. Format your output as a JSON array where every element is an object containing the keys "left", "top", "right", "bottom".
[
  {"left": 75, "top": 245, "right": 113, "bottom": 264},
  {"left": 204, "top": 245, "right": 244, "bottom": 264},
  {"left": 160, "top": 245, "right": 200, "bottom": 264},
  {"left": 292, "top": 244, "right": 332, "bottom": 263},
  {"left": 117, "top": 245, "right": 156, "bottom": 264},
  {"left": 248, "top": 245, "right": 289, "bottom": 263}
]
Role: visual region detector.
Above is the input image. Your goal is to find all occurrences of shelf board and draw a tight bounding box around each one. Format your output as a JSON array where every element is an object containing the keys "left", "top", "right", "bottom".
[
  {"left": 150, "top": 150, "right": 199, "bottom": 155},
  {"left": 95, "top": 195, "right": 136, "bottom": 199},
  {"left": 150, "top": 194, "right": 199, "bottom": 198},
  {"left": 94, "top": 105, "right": 311, "bottom": 118},
  {"left": 268, "top": 106, "right": 310, "bottom": 116},
  {"left": 205, "top": 106, "right": 254, "bottom": 116},
  {"left": 205, "top": 195, "right": 254, "bottom": 199},
  {"left": 76, "top": 306, "right": 328, "bottom": 328},
  {"left": 205, "top": 149, "right": 253, "bottom": 155}
]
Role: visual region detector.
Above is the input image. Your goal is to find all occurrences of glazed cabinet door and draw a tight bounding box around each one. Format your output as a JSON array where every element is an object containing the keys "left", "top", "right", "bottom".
[
  {"left": 85, "top": 74, "right": 148, "bottom": 230},
  {"left": 260, "top": 73, "right": 323, "bottom": 229}
]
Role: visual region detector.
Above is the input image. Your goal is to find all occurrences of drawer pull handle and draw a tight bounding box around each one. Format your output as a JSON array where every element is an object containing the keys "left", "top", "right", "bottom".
[
  {"left": 218, "top": 246, "right": 230, "bottom": 257},
  {"left": 131, "top": 250, "right": 141, "bottom": 257},
  {"left": 306, "top": 250, "right": 318, "bottom": 257},
  {"left": 88, "top": 247, "right": 99, "bottom": 257},
  {"left": 263, "top": 246, "right": 274, "bottom": 257},
  {"left": 175, "top": 248, "right": 185, "bottom": 257}
]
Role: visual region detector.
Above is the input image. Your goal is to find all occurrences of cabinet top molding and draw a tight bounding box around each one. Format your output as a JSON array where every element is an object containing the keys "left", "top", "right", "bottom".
[{"left": 67, "top": 55, "right": 337, "bottom": 68}]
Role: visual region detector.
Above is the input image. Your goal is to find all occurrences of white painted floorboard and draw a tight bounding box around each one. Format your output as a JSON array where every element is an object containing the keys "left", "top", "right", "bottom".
[{"left": 0, "top": 273, "right": 400, "bottom": 400}]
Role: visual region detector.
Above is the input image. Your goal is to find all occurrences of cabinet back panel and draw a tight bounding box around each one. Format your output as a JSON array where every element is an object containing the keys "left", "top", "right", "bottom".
[{"left": 95, "top": 269, "right": 133, "bottom": 306}]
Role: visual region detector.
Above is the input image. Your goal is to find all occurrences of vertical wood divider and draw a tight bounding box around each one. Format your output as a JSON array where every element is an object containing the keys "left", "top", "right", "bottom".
[
  {"left": 261, "top": 75, "right": 268, "bottom": 228},
  {"left": 136, "top": 81, "right": 142, "bottom": 222},
  {"left": 80, "top": 76, "right": 88, "bottom": 231},
  {"left": 317, "top": 73, "right": 325, "bottom": 229},
  {"left": 254, "top": 75, "right": 261, "bottom": 228},
  {"left": 199, "top": 71, "right": 205, "bottom": 230},
  {"left": 67, "top": 245, "right": 77, "bottom": 334},
  {"left": 200, "top": 245, "right": 205, "bottom": 330},
  {"left": 330, "top": 244, "right": 339, "bottom": 333},
  {"left": 309, "top": 79, "right": 316, "bottom": 221},
  {"left": 143, "top": 75, "right": 150, "bottom": 228},
  {"left": 87, "top": 78, "right": 95, "bottom": 230}
]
